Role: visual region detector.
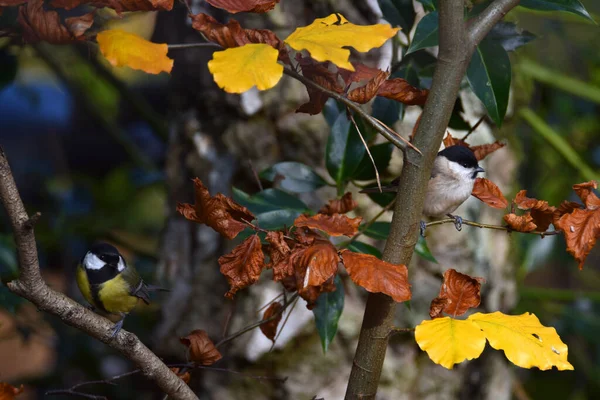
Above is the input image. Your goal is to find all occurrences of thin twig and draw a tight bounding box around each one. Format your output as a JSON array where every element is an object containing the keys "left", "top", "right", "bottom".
[
  {"left": 168, "top": 43, "right": 221, "bottom": 50},
  {"left": 178, "top": 0, "right": 193, "bottom": 14},
  {"left": 257, "top": 292, "right": 285, "bottom": 313},
  {"left": 344, "top": 200, "right": 396, "bottom": 246},
  {"left": 425, "top": 218, "right": 562, "bottom": 237},
  {"left": 462, "top": 115, "right": 486, "bottom": 141},
  {"left": 350, "top": 114, "right": 382, "bottom": 193},
  {"left": 248, "top": 159, "right": 264, "bottom": 191},
  {"left": 269, "top": 295, "right": 299, "bottom": 352},
  {"left": 168, "top": 363, "right": 288, "bottom": 383}
]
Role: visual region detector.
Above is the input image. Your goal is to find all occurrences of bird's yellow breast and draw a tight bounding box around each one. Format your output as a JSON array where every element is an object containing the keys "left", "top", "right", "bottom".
[
  {"left": 97, "top": 275, "right": 139, "bottom": 314},
  {"left": 76, "top": 264, "right": 94, "bottom": 306}
]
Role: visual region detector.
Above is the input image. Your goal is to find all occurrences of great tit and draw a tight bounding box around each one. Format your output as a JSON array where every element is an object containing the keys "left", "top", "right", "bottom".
[
  {"left": 76, "top": 242, "right": 167, "bottom": 338},
  {"left": 361, "top": 145, "right": 485, "bottom": 227}
]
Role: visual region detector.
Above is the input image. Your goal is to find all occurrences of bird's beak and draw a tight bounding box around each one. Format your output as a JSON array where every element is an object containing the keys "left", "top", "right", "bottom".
[{"left": 475, "top": 166, "right": 485, "bottom": 174}]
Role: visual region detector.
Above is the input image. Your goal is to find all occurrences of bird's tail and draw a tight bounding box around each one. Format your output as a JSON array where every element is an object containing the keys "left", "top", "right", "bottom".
[
  {"left": 359, "top": 185, "right": 399, "bottom": 194},
  {"left": 146, "top": 284, "right": 170, "bottom": 292}
]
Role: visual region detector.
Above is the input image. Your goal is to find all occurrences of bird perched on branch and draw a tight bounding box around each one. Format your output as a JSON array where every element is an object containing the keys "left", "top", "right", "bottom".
[
  {"left": 360, "top": 145, "right": 484, "bottom": 232},
  {"left": 76, "top": 242, "right": 168, "bottom": 338}
]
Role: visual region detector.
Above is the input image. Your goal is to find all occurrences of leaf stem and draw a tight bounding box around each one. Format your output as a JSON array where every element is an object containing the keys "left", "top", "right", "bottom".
[{"left": 424, "top": 217, "right": 562, "bottom": 237}]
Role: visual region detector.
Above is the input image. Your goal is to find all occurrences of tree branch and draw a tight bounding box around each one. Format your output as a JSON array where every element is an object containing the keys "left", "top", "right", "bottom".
[
  {"left": 424, "top": 218, "right": 561, "bottom": 237},
  {"left": 345, "top": 0, "right": 520, "bottom": 398},
  {"left": 0, "top": 148, "right": 198, "bottom": 400},
  {"left": 467, "top": 0, "right": 522, "bottom": 47}
]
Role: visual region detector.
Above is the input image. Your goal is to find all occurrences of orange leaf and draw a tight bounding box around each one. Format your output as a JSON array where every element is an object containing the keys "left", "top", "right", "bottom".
[
  {"left": 471, "top": 178, "right": 508, "bottom": 209},
  {"left": 432, "top": 269, "right": 483, "bottom": 317},
  {"left": 347, "top": 68, "right": 390, "bottom": 104},
  {"left": 294, "top": 226, "right": 323, "bottom": 245},
  {"left": 429, "top": 297, "right": 450, "bottom": 319},
  {"left": 514, "top": 190, "right": 555, "bottom": 231},
  {"left": 18, "top": 0, "right": 93, "bottom": 44},
  {"left": 296, "top": 56, "right": 343, "bottom": 115},
  {"left": 318, "top": 192, "right": 358, "bottom": 215},
  {"left": 340, "top": 250, "right": 411, "bottom": 302},
  {"left": 0, "top": 383, "right": 24, "bottom": 400},
  {"left": 177, "top": 178, "right": 254, "bottom": 240},
  {"left": 207, "top": 0, "right": 279, "bottom": 13},
  {"left": 443, "top": 132, "right": 504, "bottom": 161},
  {"left": 180, "top": 330, "right": 222, "bottom": 365},
  {"left": 218, "top": 235, "right": 265, "bottom": 298},
  {"left": 265, "top": 231, "right": 294, "bottom": 281},
  {"left": 553, "top": 201, "right": 582, "bottom": 226},
  {"left": 259, "top": 302, "right": 283, "bottom": 342},
  {"left": 292, "top": 241, "right": 339, "bottom": 288},
  {"left": 298, "top": 275, "right": 337, "bottom": 310},
  {"left": 170, "top": 368, "right": 191, "bottom": 384},
  {"left": 554, "top": 181, "right": 600, "bottom": 270},
  {"left": 294, "top": 213, "right": 362, "bottom": 237},
  {"left": 97, "top": 29, "right": 173, "bottom": 75},
  {"left": 503, "top": 213, "right": 537, "bottom": 232},
  {"left": 376, "top": 78, "right": 428, "bottom": 105}
]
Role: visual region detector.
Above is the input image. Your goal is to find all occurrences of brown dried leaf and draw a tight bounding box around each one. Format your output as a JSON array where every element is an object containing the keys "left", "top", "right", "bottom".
[
  {"left": 18, "top": 0, "right": 94, "bottom": 44},
  {"left": 376, "top": 78, "right": 428, "bottom": 105},
  {"left": 429, "top": 297, "right": 450, "bottom": 319},
  {"left": 514, "top": 190, "right": 556, "bottom": 231},
  {"left": 554, "top": 181, "right": 600, "bottom": 270},
  {"left": 180, "top": 330, "right": 222, "bottom": 365},
  {"left": 443, "top": 132, "right": 504, "bottom": 161},
  {"left": 0, "top": 0, "right": 26, "bottom": 5},
  {"left": 207, "top": 0, "right": 280, "bottom": 13},
  {"left": 434, "top": 269, "right": 483, "bottom": 317},
  {"left": 298, "top": 276, "right": 336, "bottom": 310},
  {"left": 347, "top": 68, "right": 390, "bottom": 104},
  {"left": 297, "top": 57, "right": 343, "bottom": 115},
  {"left": 340, "top": 250, "right": 411, "bottom": 302},
  {"left": 318, "top": 192, "right": 358, "bottom": 215},
  {"left": 503, "top": 213, "right": 537, "bottom": 232},
  {"left": 553, "top": 201, "right": 582, "bottom": 226},
  {"left": 218, "top": 235, "right": 265, "bottom": 298},
  {"left": 294, "top": 226, "right": 323, "bottom": 245},
  {"left": 259, "top": 302, "right": 283, "bottom": 342},
  {"left": 265, "top": 231, "right": 294, "bottom": 281},
  {"left": 471, "top": 178, "right": 509, "bottom": 209},
  {"left": 177, "top": 178, "right": 254, "bottom": 240},
  {"left": 294, "top": 213, "right": 362, "bottom": 237},
  {"left": 170, "top": 368, "right": 191, "bottom": 384},
  {"left": 292, "top": 241, "right": 339, "bottom": 288},
  {"left": 0, "top": 383, "right": 24, "bottom": 400}
]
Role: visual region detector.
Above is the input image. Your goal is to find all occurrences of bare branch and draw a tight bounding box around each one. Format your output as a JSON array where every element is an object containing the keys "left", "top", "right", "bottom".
[
  {"left": 0, "top": 148, "right": 198, "bottom": 400},
  {"left": 467, "top": 0, "right": 522, "bottom": 47},
  {"left": 424, "top": 218, "right": 561, "bottom": 237}
]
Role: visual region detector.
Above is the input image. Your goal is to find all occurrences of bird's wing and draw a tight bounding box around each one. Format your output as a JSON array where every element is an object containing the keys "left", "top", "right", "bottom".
[{"left": 122, "top": 266, "right": 151, "bottom": 305}]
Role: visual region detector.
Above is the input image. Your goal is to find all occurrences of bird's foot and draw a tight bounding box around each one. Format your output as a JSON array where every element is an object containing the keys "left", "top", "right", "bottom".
[
  {"left": 447, "top": 214, "right": 463, "bottom": 231},
  {"left": 420, "top": 220, "right": 427, "bottom": 237},
  {"left": 85, "top": 305, "right": 96, "bottom": 312},
  {"left": 110, "top": 315, "right": 126, "bottom": 339}
]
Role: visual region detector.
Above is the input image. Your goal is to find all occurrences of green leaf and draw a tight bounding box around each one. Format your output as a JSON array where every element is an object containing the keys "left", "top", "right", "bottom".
[
  {"left": 326, "top": 113, "right": 366, "bottom": 192},
  {"left": 372, "top": 96, "right": 401, "bottom": 127},
  {"left": 406, "top": 11, "right": 438, "bottom": 54},
  {"left": 416, "top": 0, "right": 436, "bottom": 11},
  {"left": 378, "top": 0, "right": 415, "bottom": 32},
  {"left": 233, "top": 188, "right": 309, "bottom": 215},
  {"left": 487, "top": 22, "right": 536, "bottom": 52},
  {"left": 352, "top": 143, "right": 394, "bottom": 181},
  {"left": 520, "top": 0, "right": 593, "bottom": 21},
  {"left": 366, "top": 191, "right": 396, "bottom": 208},
  {"left": 347, "top": 241, "right": 382, "bottom": 258},
  {"left": 323, "top": 98, "right": 343, "bottom": 127},
  {"left": 254, "top": 209, "right": 302, "bottom": 231},
  {"left": 260, "top": 162, "right": 327, "bottom": 193},
  {"left": 415, "top": 235, "right": 438, "bottom": 263},
  {"left": 467, "top": 37, "right": 511, "bottom": 126},
  {"left": 361, "top": 221, "right": 391, "bottom": 240},
  {"left": 448, "top": 97, "right": 471, "bottom": 131},
  {"left": 313, "top": 275, "right": 345, "bottom": 353},
  {"left": 0, "top": 284, "right": 25, "bottom": 314}
]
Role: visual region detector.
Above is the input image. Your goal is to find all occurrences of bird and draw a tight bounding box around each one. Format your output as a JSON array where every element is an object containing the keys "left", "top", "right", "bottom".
[
  {"left": 360, "top": 145, "right": 485, "bottom": 232},
  {"left": 76, "top": 242, "right": 168, "bottom": 338}
]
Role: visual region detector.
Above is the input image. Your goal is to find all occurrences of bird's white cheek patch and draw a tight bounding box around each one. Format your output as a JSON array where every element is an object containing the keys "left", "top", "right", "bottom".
[
  {"left": 117, "top": 256, "right": 126, "bottom": 272},
  {"left": 83, "top": 252, "right": 105, "bottom": 270}
]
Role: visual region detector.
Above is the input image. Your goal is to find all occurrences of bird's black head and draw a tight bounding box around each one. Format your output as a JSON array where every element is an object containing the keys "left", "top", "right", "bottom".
[
  {"left": 89, "top": 242, "right": 120, "bottom": 264},
  {"left": 438, "top": 145, "right": 484, "bottom": 179}
]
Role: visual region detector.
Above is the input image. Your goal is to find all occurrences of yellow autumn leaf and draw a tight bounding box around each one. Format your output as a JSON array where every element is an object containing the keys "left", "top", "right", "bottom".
[
  {"left": 97, "top": 29, "right": 173, "bottom": 75},
  {"left": 284, "top": 13, "right": 399, "bottom": 71},
  {"left": 208, "top": 44, "right": 283, "bottom": 94},
  {"left": 415, "top": 317, "right": 486, "bottom": 369},
  {"left": 469, "top": 312, "right": 574, "bottom": 371}
]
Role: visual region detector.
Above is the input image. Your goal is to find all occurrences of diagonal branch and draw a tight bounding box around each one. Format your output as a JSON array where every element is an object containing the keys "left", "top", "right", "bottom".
[
  {"left": 467, "top": 0, "right": 522, "bottom": 47},
  {"left": 0, "top": 148, "right": 198, "bottom": 400}
]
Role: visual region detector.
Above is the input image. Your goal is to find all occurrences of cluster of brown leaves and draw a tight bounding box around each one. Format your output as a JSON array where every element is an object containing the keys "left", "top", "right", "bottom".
[
  {"left": 178, "top": 180, "right": 412, "bottom": 314},
  {"left": 443, "top": 132, "right": 505, "bottom": 161},
  {"left": 179, "top": 329, "right": 222, "bottom": 366},
  {"left": 0, "top": 382, "right": 24, "bottom": 400},
  {"left": 429, "top": 269, "right": 484, "bottom": 319},
  {"left": 206, "top": 0, "right": 280, "bottom": 14},
  {"left": 259, "top": 302, "right": 283, "bottom": 342}
]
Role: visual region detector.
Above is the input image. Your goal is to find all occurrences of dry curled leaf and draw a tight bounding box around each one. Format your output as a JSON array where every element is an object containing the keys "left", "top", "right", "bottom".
[
  {"left": 340, "top": 250, "right": 411, "bottom": 302},
  {"left": 347, "top": 67, "right": 390, "bottom": 104},
  {"left": 265, "top": 231, "right": 294, "bottom": 281},
  {"left": 513, "top": 190, "right": 556, "bottom": 231},
  {"left": 298, "top": 275, "right": 337, "bottom": 310},
  {"left": 218, "top": 235, "right": 265, "bottom": 298},
  {"left": 553, "top": 201, "right": 582, "bottom": 226},
  {"left": 207, "top": 0, "right": 280, "bottom": 13},
  {"left": 431, "top": 269, "right": 484, "bottom": 318},
  {"left": 260, "top": 302, "right": 283, "bottom": 342},
  {"left": 554, "top": 180, "right": 600, "bottom": 270},
  {"left": 443, "top": 132, "right": 505, "bottom": 161},
  {"left": 296, "top": 56, "right": 343, "bottom": 115},
  {"left": 0, "top": 382, "right": 24, "bottom": 400},
  {"left": 169, "top": 368, "right": 191, "bottom": 384},
  {"left": 292, "top": 240, "right": 339, "bottom": 289},
  {"left": 503, "top": 213, "right": 537, "bottom": 232},
  {"left": 471, "top": 178, "right": 508, "bottom": 209},
  {"left": 319, "top": 192, "right": 358, "bottom": 215},
  {"left": 294, "top": 213, "right": 362, "bottom": 237},
  {"left": 376, "top": 78, "right": 428, "bottom": 105},
  {"left": 429, "top": 297, "right": 451, "bottom": 319},
  {"left": 180, "top": 330, "right": 222, "bottom": 365},
  {"left": 18, "top": 0, "right": 93, "bottom": 44},
  {"left": 177, "top": 178, "right": 254, "bottom": 240}
]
